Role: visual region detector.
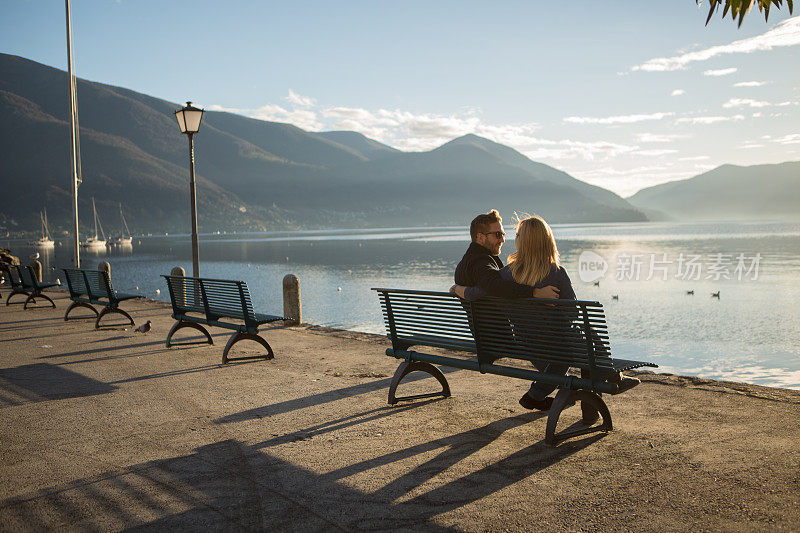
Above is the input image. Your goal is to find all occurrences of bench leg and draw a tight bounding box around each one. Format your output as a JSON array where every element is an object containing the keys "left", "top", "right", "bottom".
[
  {"left": 24, "top": 292, "right": 54, "bottom": 309},
  {"left": 166, "top": 321, "right": 213, "bottom": 348},
  {"left": 222, "top": 331, "right": 274, "bottom": 364},
  {"left": 388, "top": 360, "right": 451, "bottom": 405},
  {"left": 545, "top": 389, "right": 612, "bottom": 446},
  {"left": 7, "top": 290, "right": 29, "bottom": 306},
  {"left": 95, "top": 306, "right": 135, "bottom": 329},
  {"left": 65, "top": 301, "right": 99, "bottom": 321}
]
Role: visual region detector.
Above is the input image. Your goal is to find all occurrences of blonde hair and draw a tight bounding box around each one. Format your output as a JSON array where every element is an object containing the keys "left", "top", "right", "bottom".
[{"left": 507, "top": 215, "right": 559, "bottom": 286}]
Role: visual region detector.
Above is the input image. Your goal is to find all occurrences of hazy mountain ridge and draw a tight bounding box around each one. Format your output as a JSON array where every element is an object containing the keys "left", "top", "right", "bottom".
[
  {"left": 628, "top": 161, "right": 800, "bottom": 220},
  {"left": 1, "top": 53, "right": 646, "bottom": 233}
]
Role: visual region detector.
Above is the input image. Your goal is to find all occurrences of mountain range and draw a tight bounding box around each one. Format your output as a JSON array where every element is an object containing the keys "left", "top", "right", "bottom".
[
  {"left": 12, "top": 51, "right": 794, "bottom": 234},
  {"left": 627, "top": 161, "right": 800, "bottom": 221},
  {"left": 0, "top": 53, "right": 651, "bottom": 234}
]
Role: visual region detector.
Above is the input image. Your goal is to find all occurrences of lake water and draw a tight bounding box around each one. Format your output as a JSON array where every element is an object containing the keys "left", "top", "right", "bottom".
[{"left": 5, "top": 220, "right": 800, "bottom": 390}]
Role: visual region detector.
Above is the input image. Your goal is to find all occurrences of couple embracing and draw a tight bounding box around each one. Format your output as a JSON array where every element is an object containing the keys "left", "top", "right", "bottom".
[{"left": 451, "top": 209, "right": 638, "bottom": 411}]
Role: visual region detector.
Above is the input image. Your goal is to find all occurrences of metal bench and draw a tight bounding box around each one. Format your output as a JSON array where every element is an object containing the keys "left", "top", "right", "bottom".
[
  {"left": 18, "top": 265, "right": 58, "bottom": 309},
  {"left": 4, "top": 265, "right": 29, "bottom": 306},
  {"left": 62, "top": 268, "right": 143, "bottom": 328},
  {"left": 374, "top": 288, "right": 658, "bottom": 445},
  {"left": 162, "top": 275, "right": 288, "bottom": 363}
]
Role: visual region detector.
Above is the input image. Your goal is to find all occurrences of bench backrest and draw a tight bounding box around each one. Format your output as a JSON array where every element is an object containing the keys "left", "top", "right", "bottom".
[
  {"left": 62, "top": 268, "right": 90, "bottom": 298},
  {"left": 18, "top": 266, "right": 39, "bottom": 289},
  {"left": 162, "top": 275, "right": 257, "bottom": 325},
  {"left": 5, "top": 265, "right": 23, "bottom": 288},
  {"left": 374, "top": 288, "right": 616, "bottom": 377},
  {"left": 375, "top": 288, "right": 477, "bottom": 353},
  {"left": 82, "top": 270, "right": 113, "bottom": 300}
]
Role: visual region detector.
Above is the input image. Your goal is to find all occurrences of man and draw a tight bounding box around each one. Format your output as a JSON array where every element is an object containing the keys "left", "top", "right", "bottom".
[{"left": 452, "top": 209, "right": 558, "bottom": 299}]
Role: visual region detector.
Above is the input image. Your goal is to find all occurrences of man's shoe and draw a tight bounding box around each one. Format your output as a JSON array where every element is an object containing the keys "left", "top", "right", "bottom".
[
  {"left": 519, "top": 393, "right": 553, "bottom": 411},
  {"left": 609, "top": 372, "right": 641, "bottom": 394}
]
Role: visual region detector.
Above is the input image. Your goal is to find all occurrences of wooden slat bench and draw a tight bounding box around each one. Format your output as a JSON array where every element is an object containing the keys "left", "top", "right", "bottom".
[
  {"left": 18, "top": 266, "right": 59, "bottom": 309},
  {"left": 374, "top": 288, "right": 658, "bottom": 445},
  {"left": 162, "top": 275, "right": 288, "bottom": 363},
  {"left": 62, "top": 268, "right": 143, "bottom": 328}
]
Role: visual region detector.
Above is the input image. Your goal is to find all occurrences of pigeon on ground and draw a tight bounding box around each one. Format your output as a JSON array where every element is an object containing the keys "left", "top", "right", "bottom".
[{"left": 135, "top": 320, "right": 152, "bottom": 334}]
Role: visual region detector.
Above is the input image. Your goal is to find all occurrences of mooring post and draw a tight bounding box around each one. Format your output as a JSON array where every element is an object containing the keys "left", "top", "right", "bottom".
[
  {"left": 171, "top": 266, "right": 186, "bottom": 306},
  {"left": 30, "top": 260, "right": 42, "bottom": 282},
  {"left": 283, "top": 274, "right": 301, "bottom": 325}
]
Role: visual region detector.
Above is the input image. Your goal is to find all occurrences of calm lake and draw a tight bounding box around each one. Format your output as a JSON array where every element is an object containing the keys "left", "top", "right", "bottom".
[{"left": 5, "top": 220, "right": 800, "bottom": 390}]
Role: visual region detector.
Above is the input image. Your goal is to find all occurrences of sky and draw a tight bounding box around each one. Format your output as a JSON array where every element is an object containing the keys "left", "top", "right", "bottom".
[{"left": 2, "top": 1, "right": 799, "bottom": 197}]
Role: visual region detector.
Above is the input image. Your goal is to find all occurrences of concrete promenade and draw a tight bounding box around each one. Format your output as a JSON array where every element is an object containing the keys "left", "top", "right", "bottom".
[{"left": 1, "top": 289, "right": 798, "bottom": 531}]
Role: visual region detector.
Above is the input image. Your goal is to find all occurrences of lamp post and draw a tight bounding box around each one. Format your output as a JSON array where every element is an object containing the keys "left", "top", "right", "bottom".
[{"left": 174, "top": 101, "right": 204, "bottom": 278}]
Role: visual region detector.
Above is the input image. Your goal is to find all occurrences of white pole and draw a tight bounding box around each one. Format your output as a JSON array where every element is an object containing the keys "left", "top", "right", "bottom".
[{"left": 65, "top": 0, "right": 80, "bottom": 267}]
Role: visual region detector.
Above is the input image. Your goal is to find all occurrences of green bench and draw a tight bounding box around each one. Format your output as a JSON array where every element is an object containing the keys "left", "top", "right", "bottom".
[
  {"left": 374, "top": 288, "right": 658, "bottom": 445},
  {"left": 17, "top": 265, "right": 58, "bottom": 309},
  {"left": 62, "top": 268, "right": 143, "bottom": 328},
  {"left": 162, "top": 275, "right": 288, "bottom": 363}
]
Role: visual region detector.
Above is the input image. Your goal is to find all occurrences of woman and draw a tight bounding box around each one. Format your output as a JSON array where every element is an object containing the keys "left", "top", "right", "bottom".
[{"left": 456, "top": 214, "right": 638, "bottom": 410}]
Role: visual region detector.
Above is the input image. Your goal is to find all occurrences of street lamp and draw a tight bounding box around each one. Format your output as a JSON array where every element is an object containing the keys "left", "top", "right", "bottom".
[{"left": 174, "top": 101, "right": 204, "bottom": 278}]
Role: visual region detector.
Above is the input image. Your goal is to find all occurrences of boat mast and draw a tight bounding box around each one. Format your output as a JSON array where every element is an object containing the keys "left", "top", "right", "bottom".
[
  {"left": 120, "top": 203, "right": 130, "bottom": 237},
  {"left": 66, "top": 0, "right": 80, "bottom": 267}
]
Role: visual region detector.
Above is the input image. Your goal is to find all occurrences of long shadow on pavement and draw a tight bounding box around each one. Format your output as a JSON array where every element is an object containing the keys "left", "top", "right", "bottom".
[
  {"left": 0, "top": 429, "right": 597, "bottom": 531},
  {"left": 214, "top": 368, "right": 462, "bottom": 424},
  {"left": 0, "top": 363, "right": 117, "bottom": 407}
]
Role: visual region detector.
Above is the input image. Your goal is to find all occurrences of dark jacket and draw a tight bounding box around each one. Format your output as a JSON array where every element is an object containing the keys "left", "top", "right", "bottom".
[
  {"left": 454, "top": 242, "right": 534, "bottom": 299},
  {"left": 463, "top": 263, "right": 576, "bottom": 301}
]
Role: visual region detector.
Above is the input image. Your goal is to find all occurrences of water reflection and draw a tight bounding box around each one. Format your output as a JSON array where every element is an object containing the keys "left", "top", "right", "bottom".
[{"left": 2, "top": 222, "right": 799, "bottom": 389}]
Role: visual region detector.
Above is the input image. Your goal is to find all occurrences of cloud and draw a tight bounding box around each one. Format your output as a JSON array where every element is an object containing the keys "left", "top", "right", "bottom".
[
  {"left": 703, "top": 67, "right": 738, "bottom": 76},
  {"left": 634, "top": 149, "right": 679, "bottom": 156},
  {"left": 722, "top": 98, "right": 771, "bottom": 108},
  {"left": 671, "top": 89, "right": 686, "bottom": 96},
  {"left": 563, "top": 112, "right": 674, "bottom": 125},
  {"left": 635, "top": 133, "right": 689, "bottom": 143},
  {"left": 522, "top": 139, "right": 638, "bottom": 162},
  {"left": 631, "top": 15, "right": 800, "bottom": 72},
  {"left": 675, "top": 115, "right": 745, "bottom": 124},
  {"left": 740, "top": 143, "right": 765, "bottom": 149},
  {"left": 774, "top": 134, "right": 800, "bottom": 144},
  {"left": 285, "top": 89, "right": 316, "bottom": 107},
  {"left": 733, "top": 81, "right": 767, "bottom": 87},
  {"left": 678, "top": 156, "right": 710, "bottom": 161}
]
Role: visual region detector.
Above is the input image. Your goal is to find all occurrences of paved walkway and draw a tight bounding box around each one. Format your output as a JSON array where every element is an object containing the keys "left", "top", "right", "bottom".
[{"left": 1, "top": 289, "right": 798, "bottom": 531}]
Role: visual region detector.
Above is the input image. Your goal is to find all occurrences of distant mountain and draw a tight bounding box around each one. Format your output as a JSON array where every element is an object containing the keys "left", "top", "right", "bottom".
[
  {"left": 628, "top": 161, "right": 800, "bottom": 220},
  {"left": 0, "top": 53, "right": 645, "bottom": 234},
  {"left": 315, "top": 131, "right": 400, "bottom": 160}
]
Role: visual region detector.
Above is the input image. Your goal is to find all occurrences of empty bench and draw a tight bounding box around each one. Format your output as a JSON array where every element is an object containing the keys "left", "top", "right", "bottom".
[
  {"left": 162, "top": 275, "right": 288, "bottom": 363},
  {"left": 374, "top": 288, "right": 658, "bottom": 445},
  {"left": 14, "top": 265, "right": 59, "bottom": 309},
  {"left": 62, "top": 268, "right": 143, "bottom": 328}
]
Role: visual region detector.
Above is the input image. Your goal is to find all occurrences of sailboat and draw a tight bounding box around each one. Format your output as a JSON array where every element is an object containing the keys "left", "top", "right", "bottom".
[
  {"left": 108, "top": 203, "right": 133, "bottom": 245},
  {"left": 31, "top": 210, "right": 55, "bottom": 247},
  {"left": 81, "top": 198, "right": 106, "bottom": 248}
]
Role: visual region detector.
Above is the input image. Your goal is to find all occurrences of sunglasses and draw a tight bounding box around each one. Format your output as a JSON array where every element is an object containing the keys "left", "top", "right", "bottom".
[{"left": 481, "top": 231, "right": 505, "bottom": 238}]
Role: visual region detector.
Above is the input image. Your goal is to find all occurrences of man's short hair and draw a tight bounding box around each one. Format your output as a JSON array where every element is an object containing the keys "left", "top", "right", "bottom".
[{"left": 470, "top": 209, "right": 502, "bottom": 240}]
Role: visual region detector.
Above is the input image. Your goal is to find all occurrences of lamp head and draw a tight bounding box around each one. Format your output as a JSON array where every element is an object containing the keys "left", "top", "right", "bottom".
[{"left": 175, "top": 101, "right": 204, "bottom": 134}]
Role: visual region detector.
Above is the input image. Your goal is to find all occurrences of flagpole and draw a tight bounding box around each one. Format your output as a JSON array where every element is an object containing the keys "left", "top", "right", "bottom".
[{"left": 65, "top": 0, "right": 80, "bottom": 267}]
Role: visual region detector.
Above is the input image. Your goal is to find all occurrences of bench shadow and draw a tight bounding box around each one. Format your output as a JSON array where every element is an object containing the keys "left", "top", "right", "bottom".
[
  {"left": 214, "top": 368, "right": 461, "bottom": 424},
  {"left": 0, "top": 439, "right": 454, "bottom": 531},
  {"left": 0, "top": 363, "right": 117, "bottom": 407},
  {"left": 0, "top": 428, "right": 600, "bottom": 531}
]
